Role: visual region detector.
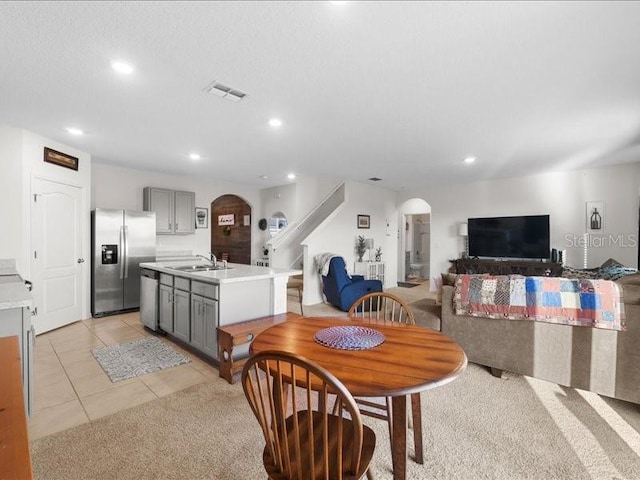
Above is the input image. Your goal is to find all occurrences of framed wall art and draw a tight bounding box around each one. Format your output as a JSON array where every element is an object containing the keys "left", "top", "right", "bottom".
[
  {"left": 586, "top": 201, "right": 604, "bottom": 232},
  {"left": 218, "top": 213, "right": 235, "bottom": 226},
  {"left": 195, "top": 207, "right": 208, "bottom": 228},
  {"left": 357, "top": 214, "right": 370, "bottom": 229},
  {"left": 44, "top": 147, "right": 79, "bottom": 171}
]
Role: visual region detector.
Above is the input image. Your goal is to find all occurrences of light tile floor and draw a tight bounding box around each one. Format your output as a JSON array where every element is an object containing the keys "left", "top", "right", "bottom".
[
  {"left": 28, "top": 287, "right": 379, "bottom": 441},
  {"left": 29, "top": 311, "right": 218, "bottom": 441},
  {"left": 28, "top": 288, "right": 311, "bottom": 441}
]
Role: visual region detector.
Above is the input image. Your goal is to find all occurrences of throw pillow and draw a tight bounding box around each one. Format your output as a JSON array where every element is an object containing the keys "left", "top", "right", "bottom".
[
  {"left": 562, "top": 266, "right": 598, "bottom": 280},
  {"left": 600, "top": 258, "right": 624, "bottom": 269},
  {"left": 596, "top": 265, "right": 638, "bottom": 281}
]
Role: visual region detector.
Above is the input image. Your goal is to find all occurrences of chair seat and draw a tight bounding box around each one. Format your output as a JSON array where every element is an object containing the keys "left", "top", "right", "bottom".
[{"left": 264, "top": 411, "right": 376, "bottom": 480}]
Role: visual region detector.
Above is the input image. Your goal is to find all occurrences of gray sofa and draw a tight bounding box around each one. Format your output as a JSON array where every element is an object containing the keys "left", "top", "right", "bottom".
[{"left": 440, "top": 276, "right": 640, "bottom": 405}]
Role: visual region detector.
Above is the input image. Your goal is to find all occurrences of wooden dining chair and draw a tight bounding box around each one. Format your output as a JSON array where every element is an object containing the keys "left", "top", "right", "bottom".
[
  {"left": 347, "top": 292, "right": 423, "bottom": 464},
  {"left": 242, "top": 350, "right": 376, "bottom": 480}
]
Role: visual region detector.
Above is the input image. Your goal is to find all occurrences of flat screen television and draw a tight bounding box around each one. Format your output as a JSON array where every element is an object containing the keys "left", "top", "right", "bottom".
[{"left": 467, "top": 215, "right": 550, "bottom": 260}]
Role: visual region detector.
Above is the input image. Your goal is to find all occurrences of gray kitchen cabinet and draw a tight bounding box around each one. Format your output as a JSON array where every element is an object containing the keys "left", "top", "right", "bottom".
[
  {"left": 172, "top": 288, "right": 190, "bottom": 343},
  {"left": 158, "top": 283, "right": 174, "bottom": 332},
  {"left": 149, "top": 273, "right": 221, "bottom": 359},
  {"left": 0, "top": 306, "right": 33, "bottom": 416},
  {"left": 143, "top": 187, "right": 195, "bottom": 235},
  {"left": 159, "top": 275, "right": 190, "bottom": 342},
  {"left": 174, "top": 191, "right": 195, "bottom": 234},
  {"left": 191, "top": 294, "right": 218, "bottom": 358}
]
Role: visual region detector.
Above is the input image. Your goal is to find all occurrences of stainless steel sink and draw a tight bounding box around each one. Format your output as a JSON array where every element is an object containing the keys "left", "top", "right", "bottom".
[{"left": 168, "top": 264, "right": 232, "bottom": 272}]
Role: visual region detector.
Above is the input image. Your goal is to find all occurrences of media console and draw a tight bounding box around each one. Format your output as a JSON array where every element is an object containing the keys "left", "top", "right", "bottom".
[{"left": 453, "top": 258, "right": 563, "bottom": 277}]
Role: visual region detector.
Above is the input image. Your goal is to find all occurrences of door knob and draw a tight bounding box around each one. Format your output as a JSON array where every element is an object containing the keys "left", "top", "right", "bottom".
[{"left": 77, "top": 258, "right": 85, "bottom": 263}]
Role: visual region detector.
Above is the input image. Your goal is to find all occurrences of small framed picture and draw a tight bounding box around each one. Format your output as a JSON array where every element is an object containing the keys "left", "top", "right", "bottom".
[
  {"left": 195, "top": 207, "right": 208, "bottom": 229},
  {"left": 357, "top": 214, "right": 370, "bottom": 229},
  {"left": 218, "top": 213, "right": 235, "bottom": 226},
  {"left": 586, "top": 201, "right": 604, "bottom": 232},
  {"left": 44, "top": 147, "right": 79, "bottom": 171}
]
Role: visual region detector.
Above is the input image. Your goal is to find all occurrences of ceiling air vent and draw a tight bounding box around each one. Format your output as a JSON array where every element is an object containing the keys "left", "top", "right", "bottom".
[
  {"left": 368, "top": 177, "right": 382, "bottom": 182},
  {"left": 203, "top": 81, "right": 247, "bottom": 102}
]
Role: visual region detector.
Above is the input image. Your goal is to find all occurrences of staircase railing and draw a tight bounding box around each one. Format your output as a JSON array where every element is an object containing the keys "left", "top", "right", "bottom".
[{"left": 267, "top": 182, "right": 346, "bottom": 268}]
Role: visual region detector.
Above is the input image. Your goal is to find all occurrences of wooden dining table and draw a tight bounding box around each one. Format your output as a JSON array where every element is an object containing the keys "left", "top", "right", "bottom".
[{"left": 250, "top": 314, "right": 467, "bottom": 480}]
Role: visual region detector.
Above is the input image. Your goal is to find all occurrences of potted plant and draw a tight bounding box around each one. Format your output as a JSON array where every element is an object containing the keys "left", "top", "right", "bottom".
[
  {"left": 355, "top": 235, "right": 366, "bottom": 262},
  {"left": 375, "top": 247, "right": 382, "bottom": 262}
]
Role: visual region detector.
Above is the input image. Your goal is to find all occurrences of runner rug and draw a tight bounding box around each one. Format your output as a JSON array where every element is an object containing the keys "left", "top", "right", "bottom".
[{"left": 92, "top": 337, "right": 190, "bottom": 382}]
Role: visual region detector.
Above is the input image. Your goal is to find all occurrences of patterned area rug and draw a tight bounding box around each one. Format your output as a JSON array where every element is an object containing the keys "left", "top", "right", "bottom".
[{"left": 92, "top": 337, "right": 190, "bottom": 382}]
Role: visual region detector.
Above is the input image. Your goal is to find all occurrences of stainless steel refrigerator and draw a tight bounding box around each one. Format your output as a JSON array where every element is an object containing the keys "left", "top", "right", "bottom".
[{"left": 91, "top": 209, "right": 156, "bottom": 316}]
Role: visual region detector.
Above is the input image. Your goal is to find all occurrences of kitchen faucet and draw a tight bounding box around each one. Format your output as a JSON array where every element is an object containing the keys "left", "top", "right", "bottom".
[{"left": 196, "top": 253, "right": 217, "bottom": 266}]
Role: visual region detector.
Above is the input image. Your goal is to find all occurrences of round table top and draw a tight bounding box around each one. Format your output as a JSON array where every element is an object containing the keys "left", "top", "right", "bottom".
[{"left": 250, "top": 316, "right": 467, "bottom": 398}]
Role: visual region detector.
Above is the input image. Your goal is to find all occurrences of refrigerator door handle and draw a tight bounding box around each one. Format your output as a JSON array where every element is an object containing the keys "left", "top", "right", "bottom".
[
  {"left": 119, "top": 226, "right": 125, "bottom": 280},
  {"left": 124, "top": 225, "right": 130, "bottom": 278}
]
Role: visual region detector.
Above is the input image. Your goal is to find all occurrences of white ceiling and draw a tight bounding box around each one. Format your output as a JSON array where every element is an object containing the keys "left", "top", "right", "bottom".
[{"left": 1, "top": 1, "right": 640, "bottom": 191}]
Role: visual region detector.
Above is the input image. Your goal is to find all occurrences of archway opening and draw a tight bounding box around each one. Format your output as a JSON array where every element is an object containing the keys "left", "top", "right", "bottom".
[
  {"left": 210, "top": 194, "right": 252, "bottom": 264},
  {"left": 398, "top": 198, "right": 432, "bottom": 286}
]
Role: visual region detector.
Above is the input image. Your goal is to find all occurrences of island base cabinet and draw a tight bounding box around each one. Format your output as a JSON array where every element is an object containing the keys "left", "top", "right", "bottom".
[
  {"left": 173, "top": 289, "right": 191, "bottom": 343},
  {"left": 0, "top": 307, "right": 33, "bottom": 416},
  {"left": 191, "top": 294, "right": 218, "bottom": 358},
  {"left": 158, "top": 284, "right": 174, "bottom": 333},
  {"left": 144, "top": 270, "right": 282, "bottom": 366}
]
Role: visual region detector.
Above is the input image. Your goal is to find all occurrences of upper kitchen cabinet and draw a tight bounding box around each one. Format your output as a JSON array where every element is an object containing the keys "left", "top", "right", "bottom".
[{"left": 143, "top": 187, "right": 195, "bottom": 235}]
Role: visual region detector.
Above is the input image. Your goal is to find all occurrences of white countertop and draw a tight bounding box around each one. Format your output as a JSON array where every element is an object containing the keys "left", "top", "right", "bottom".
[
  {"left": 0, "top": 263, "right": 32, "bottom": 310},
  {"left": 140, "top": 260, "right": 302, "bottom": 284}
]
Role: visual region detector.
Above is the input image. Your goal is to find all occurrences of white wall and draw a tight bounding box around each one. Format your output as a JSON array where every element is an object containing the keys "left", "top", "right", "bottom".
[
  {"left": 401, "top": 162, "right": 640, "bottom": 276},
  {"left": 0, "top": 125, "right": 24, "bottom": 268},
  {"left": 0, "top": 124, "right": 92, "bottom": 317},
  {"left": 294, "top": 175, "right": 342, "bottom": 216},
  {"left": 260, "top": 183, "right": 297, "bottom": 221},
  {"left": 23, "top": 130, "right": 93, "bottom": 318},
  {"left": 304, "top": 181, "right": 398, "bottom": 305},
  {"left": 258, "top": 183, "right": 298, "bottom": 251},
  {"left": 92, "top": 163, "right": 263, "bottom": 259}
]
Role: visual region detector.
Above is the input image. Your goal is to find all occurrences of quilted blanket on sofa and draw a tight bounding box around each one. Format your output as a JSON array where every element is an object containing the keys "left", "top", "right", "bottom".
[{"left": 454, "top": 275, "right": 626, "bottom": 331}]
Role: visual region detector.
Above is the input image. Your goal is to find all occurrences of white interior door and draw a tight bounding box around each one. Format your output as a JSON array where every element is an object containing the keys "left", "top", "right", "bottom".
[{"left": 31, "top": 178, "right": 83, "bottom": 334}]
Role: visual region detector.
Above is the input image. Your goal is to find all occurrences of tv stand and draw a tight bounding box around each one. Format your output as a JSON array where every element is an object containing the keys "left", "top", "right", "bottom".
[{"left": 453, "top": 258, "right": 562, "bottom": 277}]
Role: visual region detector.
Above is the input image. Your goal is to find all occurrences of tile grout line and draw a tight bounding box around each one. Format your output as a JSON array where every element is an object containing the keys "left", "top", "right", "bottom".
[{"left": 50, "top": 333, "right": 94, "bottom": 424}]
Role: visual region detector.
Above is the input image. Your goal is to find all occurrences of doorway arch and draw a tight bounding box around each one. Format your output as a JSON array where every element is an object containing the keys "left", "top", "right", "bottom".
[
  {"left": 398, "top": 198, "right": 432, "bottom": 285},
  {"left": 210, "top": 194, "right": 252, "bottom": 264}
]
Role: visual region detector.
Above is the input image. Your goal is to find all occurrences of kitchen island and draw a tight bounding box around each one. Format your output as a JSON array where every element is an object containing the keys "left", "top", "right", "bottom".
[
  {"left": 139, "top": 260, "right": 301, "bottom": 362},
  {"left": 0, "top": 259, "right": 34, "bottom": 417}
]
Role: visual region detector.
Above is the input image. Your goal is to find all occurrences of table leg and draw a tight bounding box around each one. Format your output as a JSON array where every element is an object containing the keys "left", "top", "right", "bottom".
[
  {"left": 391, "top": 395, "right": 407, "bottom": 480},
  {"left": 411, "top": 393, "right": 424, "bottom": 464}
]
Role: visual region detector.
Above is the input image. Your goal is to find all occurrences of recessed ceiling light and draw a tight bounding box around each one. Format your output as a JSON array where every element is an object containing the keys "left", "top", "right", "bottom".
[
  {"left": 287, "top": 173, "right": 296, "bottom": 180},
  {"left": 269, "top": 118, "right": 283, "bottom": 128},
  {"left": 464, "top": 156, "right": 476, "bottom": 164},
  {"left": 189, "top": 153, "right": 201, "bottom": 161},
  {"left": 111, "top": 61, "right": 134, "bottom": 75},
  {"left": 65, "top": 127, "right": 83, "bottom": 135}
]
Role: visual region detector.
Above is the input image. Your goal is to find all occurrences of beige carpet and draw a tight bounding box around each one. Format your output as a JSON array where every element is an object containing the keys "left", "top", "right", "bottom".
[
  {"left": 30, "top": 285, "right": 640, "bottom": 478},
  {"left": 31, "top": 363, "right": 640, "bottom": 479}
]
